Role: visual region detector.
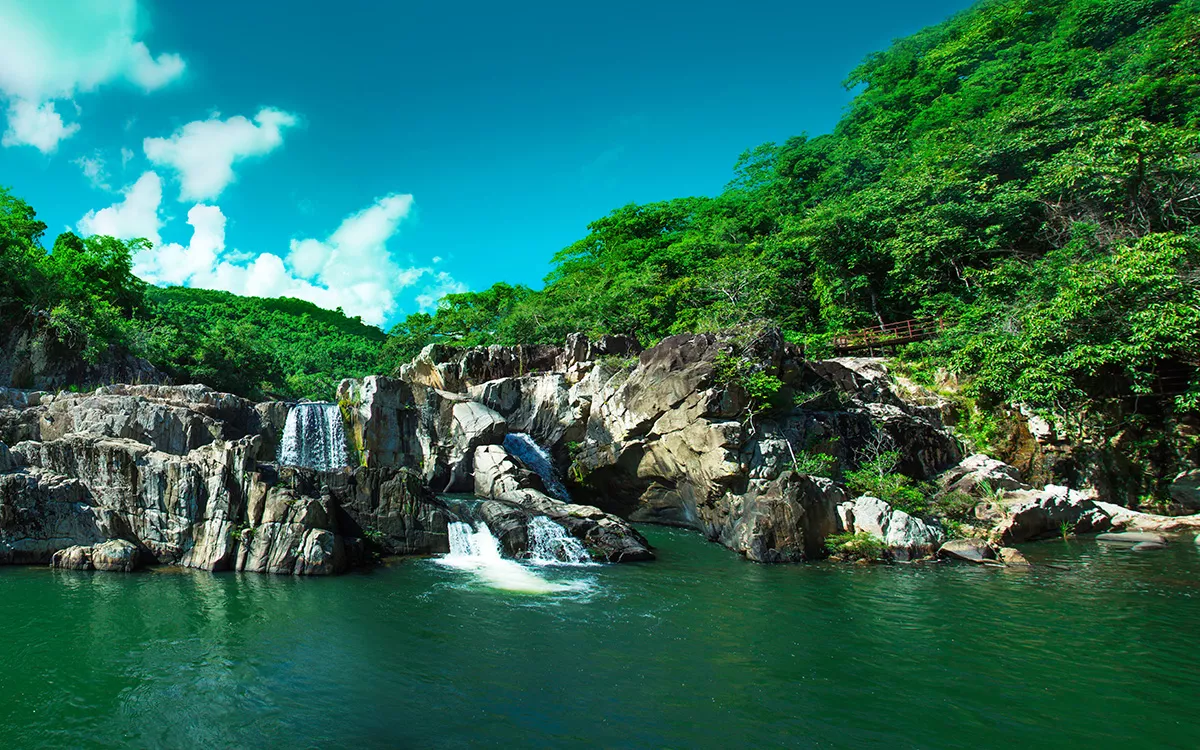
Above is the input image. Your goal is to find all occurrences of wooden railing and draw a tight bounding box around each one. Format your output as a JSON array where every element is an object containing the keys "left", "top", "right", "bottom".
[{"left": 832, "top": 317, "right": 945, "bottom": 355}]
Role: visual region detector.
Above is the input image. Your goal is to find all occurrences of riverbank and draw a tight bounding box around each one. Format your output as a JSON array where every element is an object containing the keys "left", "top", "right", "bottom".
[{"left": 1, "top": 526, "right": 1197, "bottom": 748}]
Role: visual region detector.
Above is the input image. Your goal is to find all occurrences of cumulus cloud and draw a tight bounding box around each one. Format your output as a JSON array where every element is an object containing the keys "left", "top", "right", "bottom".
[
  {"left": 0, "top": 0, "right": 185, "bottom": 151},
  {"left": 77, "top": 171, "right": 164, "bottom": 245},
  {"left": 130, "top": 193, "right": 457, "bottom": 326},
  {"left": 144, "top": 108, "right": 298, "bottom": 201},
  {"left": 2, "top": 99, "right": 79, "bottom": 153}
]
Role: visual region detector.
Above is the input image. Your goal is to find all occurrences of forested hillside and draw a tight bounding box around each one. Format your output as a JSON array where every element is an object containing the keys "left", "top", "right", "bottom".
[
  {"left": 0, "top": 190, "right": 383, "bottom": 400},
  {"left": 2, "top": 0, "right": 1197, "bottom": 415},
  {"left": 382, "top": 0, "right": 1200, "bottom": 416}
]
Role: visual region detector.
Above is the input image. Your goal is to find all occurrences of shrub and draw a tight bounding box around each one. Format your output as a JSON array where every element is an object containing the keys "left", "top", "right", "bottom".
[
  {"left": 845, "top": 450, "right": 930, "bottom": 516},
  {"left": 825, "top": 531, "right": 884, "bottom": 561}
]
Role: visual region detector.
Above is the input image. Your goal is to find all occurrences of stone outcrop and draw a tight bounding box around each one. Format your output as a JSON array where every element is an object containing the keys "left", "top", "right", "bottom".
[
  {"left": 987, "top": 485, "right": 1112, "bottom": 544},
  {"left": 472, "top": 445, "right": 653, "bottom": 562},
  {"left": 939, "top": 538, "right": 998, "bottom": 563},
  {"left": 1093, "top": 502, "right": 1200, "bottom": 533},
  {"left": 0, "top": 383, "right": 449, "bottom": 575},
  {"left": 836, "top": 495, "right": 945, "bottom": 561},
  {"left": 52, "top": 539, "right": 141, "bottom": 572},
  {"left": 333, "top": 331, "right": 963, "bottom": 563},
  {"left": 938, "top": 453, "right": 1028, "bottom": 497},
  {"left": 565, "top": 333, "right": 958, "bottom": 561}
]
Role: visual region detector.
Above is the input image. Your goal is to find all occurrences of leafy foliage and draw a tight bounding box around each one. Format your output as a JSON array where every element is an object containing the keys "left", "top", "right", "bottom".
[
  {"left": 825, "top": 531, "right": 885, "bottom": 561},
  {"left": 379, "top": 0, "right": 1200, "bottom": 415},
  {"left": 845, "top": 450, "right": 931, "bottom": 516},
  {"left": 5, "top": 0, "right": 1200, "bottom": 413}
]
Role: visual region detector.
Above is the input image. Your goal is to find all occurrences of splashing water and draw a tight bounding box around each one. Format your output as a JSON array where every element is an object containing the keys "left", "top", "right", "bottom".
[
  {"left": 503, "top": 433, "right": 570, "bottom": 500},
  {"left": 438, "top": 521, "right": 584, "bottom": 594},
  {"left": 278, "top": 403, "right": 349, "bottom": 471},
  {"left": 526, "top": 516, "right": 592, "bottom": 565}
]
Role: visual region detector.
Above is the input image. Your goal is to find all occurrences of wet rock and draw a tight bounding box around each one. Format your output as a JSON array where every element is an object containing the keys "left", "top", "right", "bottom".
[
  {"left": 50, "top": 545, "right": 93, "bottom": 570},
  {"left": 998, "top": 547, "right": 1030, "bottom": 566},
  {"left": 469, "top": 373, "right": 587, "bottom": 453},
  {"left": 1096, "top": 531, "right": 1168, "bottom": 545},
  {"left": 939, "top": 538, "right": 998, "bottom": 562},
  {"left": 90, "top": 539, "right": 140, "bottom": 572},
  {"left": 1130, "top": 541, "right": 1166, "bottom": 552},
  {"left": 1095, "top": 502, "right": 1200, "bottom": 534},
  {"left": 473, "top": 444, "right": 652, "bottom": 562},
  {"left": 50, "top": 539, "right": 140, "bottom": 572}
]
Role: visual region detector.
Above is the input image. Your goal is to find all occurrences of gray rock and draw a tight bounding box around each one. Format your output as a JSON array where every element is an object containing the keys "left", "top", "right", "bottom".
[
  {"left": 1169, "top": 470, "right": 1200, "bottom": 510},
  {"left": 91, "top": 539, "right": 140, "bottom": 572},
  {"left": 1130, "top": 541, "right": 1166, "bottom": 552},
  {"left": 50, "top": 545, "right": 93, "bottom": 570},
  {"left": 939, "top": 538, "right": 998, "bottom": 562},
  {"left": 998, "top": 547, "right": 1030, "bottom": 566},
  {"left": 938, "top": 453, "right": 1028, "bottom": 497},
  {"left": 993, "top": 485, "right": 1112, "bottom": 543},
  {"left": 1096, "top": 532, "right": 1168, "bottom": 545},
  {"left": 836, "top": 495, "right": 945, "bottom": 561},
  {"left": 469, "top": 373, "right": 587, "bottom": 453},
  {"left": 473, "top": 444, "right": 652, "bottom": 562}
]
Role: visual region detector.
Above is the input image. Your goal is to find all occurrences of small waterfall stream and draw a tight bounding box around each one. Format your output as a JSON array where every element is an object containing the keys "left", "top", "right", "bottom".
[
  {"left": 526, "top": 516, "right": 591, "bottom": 565},
  {"left": 278, "top": 403, "right": 349, "bottom": 471},
  {"left": 503, "top": 433, "right": 570, "bottom": 500},
  {"left": 439, "top": 521, "right": 577, "bottom": 593}
]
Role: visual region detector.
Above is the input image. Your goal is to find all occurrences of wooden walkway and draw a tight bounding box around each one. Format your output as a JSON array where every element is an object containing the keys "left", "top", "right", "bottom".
[{"left": 832, "top": 317, "right": 945, "bottom": 356}]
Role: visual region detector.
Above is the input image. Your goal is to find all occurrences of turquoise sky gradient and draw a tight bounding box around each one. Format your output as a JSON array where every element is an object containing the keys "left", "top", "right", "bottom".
[{"left": 0, "top": 0, "right": 973, "bottom": 329}]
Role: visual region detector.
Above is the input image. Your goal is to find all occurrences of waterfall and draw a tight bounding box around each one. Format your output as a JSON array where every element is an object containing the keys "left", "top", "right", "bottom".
[
  {"left": 439, "top": 521, "right": 583, "bottom": 594},
  {"left": 526, "top": 516, "right": 591, "bottom": 565},
  {"left": 503, "top": 433, "right": 570, "bottom": 501},
  {"left": 278, "top": 403, "right": 349, "bottom": 471}
]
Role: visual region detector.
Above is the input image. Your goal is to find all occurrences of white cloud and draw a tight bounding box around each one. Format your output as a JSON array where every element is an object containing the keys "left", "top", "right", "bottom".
[
  {"left": 0, "top": 0, "right": 185, "bottom": 151},
  {"left": 144, "top": 108, "right": 298, "bottom": 201},
  {"left": 132, "top": 193, "right": 455, "bottom": 327},
  {"left": 416, "top": 271, "right": 468, "bottom": 311},
  {"left": 77, "top": 170, "right": 164, "bottom": 245},
  {"left": 136, "top": 203, "right": 224, "bottom": 285},
  {"left": 120, "top": 147, "right": 135, "bottom": 168},
  {"left": 2, "top": 99, "right": 79, "bottom": 153},
  {"left": 73, "top": 152, "right": 110, "bottom": 190}
]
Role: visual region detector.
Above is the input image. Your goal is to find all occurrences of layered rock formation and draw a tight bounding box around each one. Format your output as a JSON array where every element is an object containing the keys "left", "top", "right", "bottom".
[
  {"left": 7, "top": 328, "right": 1188, "bottom": 574},
  {"left": 338, "top": 331, "right": 963, "bottom": 563},
  {"left": 0, "top": 385, "right": 448, "bottom": 574}
]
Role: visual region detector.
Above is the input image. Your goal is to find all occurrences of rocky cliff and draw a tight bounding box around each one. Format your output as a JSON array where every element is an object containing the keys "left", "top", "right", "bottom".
[{"left": 5, "top": 329, "right": 1195, "bottom": 575}]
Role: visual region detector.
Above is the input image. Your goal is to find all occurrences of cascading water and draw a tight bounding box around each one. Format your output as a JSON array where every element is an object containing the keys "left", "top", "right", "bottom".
[
  {"left": 439, "top": 520, "right": 579, "bottom": 593},
  {"left": 278, "top": 403, "right": 349, "bottom": 471},
  {"left": 503, "top": 433, "right": 570, "bottom": 500},
  {"left": 525, "top": 516, "right": 591, "bottom": 565}
]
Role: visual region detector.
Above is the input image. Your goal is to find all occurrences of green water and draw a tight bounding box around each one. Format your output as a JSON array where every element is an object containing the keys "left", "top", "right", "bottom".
[{"left": 1, "top": 528, "right": 1198, "bottom": 749}]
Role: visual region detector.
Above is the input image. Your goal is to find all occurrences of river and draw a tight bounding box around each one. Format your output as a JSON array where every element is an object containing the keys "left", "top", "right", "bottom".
[{"left": 1, "top": 527, "right": 1197, "bottom": 748}]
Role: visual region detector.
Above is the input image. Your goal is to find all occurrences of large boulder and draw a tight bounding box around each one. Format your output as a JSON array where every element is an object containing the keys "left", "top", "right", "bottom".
[
  {"left": 991, "top": 485, "right": 1112, "bottom": 543},
  {"left": 836, "top": 495, "right": 945, "bottom": 561},
  {"left": 1168, "top": 469, "right": 1200, "bottom": 511},
  {"left": 90, "top": 539, "right": 141, "bottom": 572},
  {"left": 938, "top": 453, "right": 1028, "bottom": 497},
  {"left": 939, "top": 538, "right": 998, "bottom": 563},
  {"left": 1093, "top": 502, "right": 1200, "bottom": 533}
]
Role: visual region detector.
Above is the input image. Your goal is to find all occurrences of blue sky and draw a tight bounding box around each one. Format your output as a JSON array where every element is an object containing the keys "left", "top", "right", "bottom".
[{"left": 0, "top": 0, "right": 973, "bottom": 329}]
